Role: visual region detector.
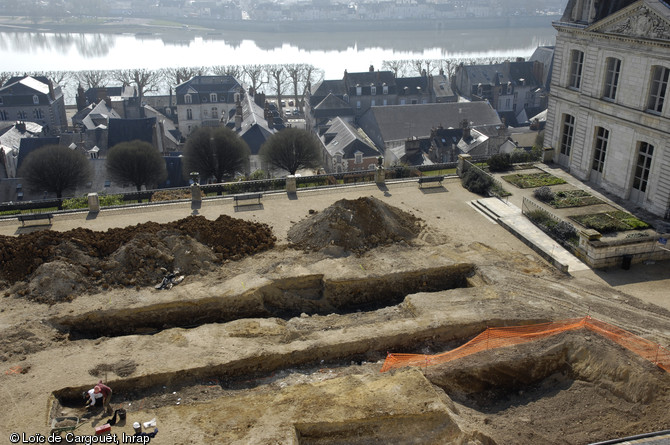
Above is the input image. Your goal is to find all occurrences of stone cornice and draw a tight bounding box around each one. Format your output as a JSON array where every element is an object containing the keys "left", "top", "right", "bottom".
[{"left": 555, "top": 23, "right": 670, "bottom": 49}]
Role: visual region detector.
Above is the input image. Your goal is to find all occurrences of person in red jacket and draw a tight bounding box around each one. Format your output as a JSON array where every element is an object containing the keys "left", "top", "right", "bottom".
[{"left": 86, "top": 380, "right": 113, "bottom": 415}]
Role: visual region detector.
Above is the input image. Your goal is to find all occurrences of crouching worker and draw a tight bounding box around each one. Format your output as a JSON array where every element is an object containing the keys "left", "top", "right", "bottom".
[
  {"left": 133, "top": 422, "right": 158, "bottom": 441},
  {"left": 86, "top": 380, "right": 113, "bottom": 415}
]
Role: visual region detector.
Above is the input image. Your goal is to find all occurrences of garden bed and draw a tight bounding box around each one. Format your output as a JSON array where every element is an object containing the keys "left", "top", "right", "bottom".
[
  {"left": 502, "top": 172, "right": 566, "bottom": 189},
  {"left": 548, "top": 190, "right": 605, "bottom": 209},
  {"left": 569, "top": 211, "right": 651, "bottom": 233}
]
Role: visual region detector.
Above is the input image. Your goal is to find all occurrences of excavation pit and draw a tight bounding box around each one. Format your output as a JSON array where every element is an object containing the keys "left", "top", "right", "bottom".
[
  {"left": 50, "top": 264, "right": 475, "bottom": 339},
  {"left": 425, "top": 332, "right": 670, "bottom": 444}
]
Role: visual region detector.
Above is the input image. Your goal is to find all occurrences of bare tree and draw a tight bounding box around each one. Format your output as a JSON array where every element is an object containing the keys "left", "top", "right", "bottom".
[
  {"left": 303, "top": 64, "right": 324, "bottom": 97},
  {"left": 0, "top": 71, "right": 16, "bottom": 86},
  {"left": 211, "top": 65, "right": 243, "bottom": 79},
  {"left": 285, "top": 64, "right": 302, "bottom": 112},
  {"left": 112, "top": 68, "right": 161, "bottom": 103},
  {"left": 19, "top": 144, "right": 92, "bottom": 209},
  {"left": 75, "top": 70, "right": 108, "bottom": 89},
  {"left": 267, "top": 65, "right": 289, "bottom": 112},
  {"left": 410, "top": 59, "right": 439, "bottom": 76},
  {"left": 260, "top": 128, "right": 321, "bottom": 176},
  {"left": 162, "top": 67, "right": 201, "bottom": 90},
  {"left": 242, "top": 65, "right": 268, "bottom": 93},
  {"left": 382, "top": 60, "right": 408, "bottom": 77}
]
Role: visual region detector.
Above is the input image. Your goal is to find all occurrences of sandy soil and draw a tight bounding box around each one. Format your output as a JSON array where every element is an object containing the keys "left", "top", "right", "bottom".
[{"left": 1, "top": 180, "right": 669, "bottom": 445}]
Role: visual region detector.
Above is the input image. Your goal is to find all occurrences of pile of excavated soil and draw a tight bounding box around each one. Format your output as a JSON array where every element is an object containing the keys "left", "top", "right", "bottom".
[
  {"left": 288, "top": 197, "right": 424, "bottom": 254},
  {"left": 0, "top": 215, "right": 275, "bottom": 303}
]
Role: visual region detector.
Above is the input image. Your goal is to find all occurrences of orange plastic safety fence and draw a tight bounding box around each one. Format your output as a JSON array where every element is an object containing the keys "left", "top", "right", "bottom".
[{"left": 380, "top": 317, "right": 670, "bottom": 374}]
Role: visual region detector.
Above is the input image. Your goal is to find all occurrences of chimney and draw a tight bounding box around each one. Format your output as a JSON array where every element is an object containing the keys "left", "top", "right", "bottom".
[
  {"left": 369, "top": 65, "right": 374, "bottom": 72},
  {"left": 76, "top": 84, "right": 86, "bottom": 111},
  {"left": 235, "top": 100, "right": 243, "bottom": 131},
  {"left": 169, "top": 87, "right": 173, "bottom": 107},
  {"left": 461, "top": 119, "right": 471, "bottom": 140},
  {"left": 48, "top": 80, "right": 55, "bottom": 101},
  {"left": 16, "top": 121, "right": 26, "bottom": 132}
]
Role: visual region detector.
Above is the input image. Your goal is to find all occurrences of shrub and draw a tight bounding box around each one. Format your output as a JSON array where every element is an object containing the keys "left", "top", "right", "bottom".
[
  {"left": 551, "top": 221, "right": 577, "bottom": 242},
  {"left": 534, "top": 186, "right": 555, "bottom": 203},
  {"left": 510, "top": 149, "right": 533, "bottom": 164},
  {"left": 462, "top": 168, "right": 493, "bottom": 195},
  {"left": 487, "top": 153, "right": 511, "bottom": 172}
]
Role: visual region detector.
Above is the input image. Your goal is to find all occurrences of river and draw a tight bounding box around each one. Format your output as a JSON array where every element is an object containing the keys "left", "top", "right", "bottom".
[{"left": 0, "top": 18, "right": 557, "bottom": 76}]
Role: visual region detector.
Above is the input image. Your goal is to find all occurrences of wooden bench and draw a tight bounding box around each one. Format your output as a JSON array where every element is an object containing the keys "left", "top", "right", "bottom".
[
  {"left": 233, "top": 193, "right": 262, "bottom": 209},
  {"left": 18, "top": 213, "right": 53, "bottom": 226},
  {"left": 418, "top": 176, "right": 444, "bottom": 188}
]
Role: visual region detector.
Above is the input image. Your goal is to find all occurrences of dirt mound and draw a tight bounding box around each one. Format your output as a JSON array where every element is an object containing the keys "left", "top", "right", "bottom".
[
  {"left": 1, "top": 215, "right": 275, "bottom": 303},
  {"left": 288, "top": 197, "right": 423, "bottom": 254}
]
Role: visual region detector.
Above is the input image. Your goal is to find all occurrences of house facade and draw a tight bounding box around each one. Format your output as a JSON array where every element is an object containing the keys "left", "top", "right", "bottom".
[
  {"left": 175, "top": 75, "right": 242, "bottom": 137},
  {"left": 544, "top": 0, "right": 670, "bottom": 218},
  {"left": 305, "top": 67, "right": 445, "bottom": 134},
  {"left": 452, "top": 58, "right": 548, "bottom": 126},
  {"left": 0, "top": 76, "right": 67, "bottom": 133},
  {"left": 319, "top": 117, "right": 380, "bottom": 173}
]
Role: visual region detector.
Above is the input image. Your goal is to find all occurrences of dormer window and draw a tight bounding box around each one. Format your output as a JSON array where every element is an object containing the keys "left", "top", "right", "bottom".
[
  {"left": 210, "top": 93, "right": 217, "bottom": 102},
  {"left": 371, "top": 85, "right": 376, "bottom": 95},
  {"left": 32, "top": 95, "right": 39, "bottom": 105},
  {"left": 383, "top": 84, "right": 388, "bottom": 95},
  {"left": 185, "top": 94, "right": 192, "bottom": 104},
  {"left": 356, "top": 85, "right": 362, "bottom": 96}
]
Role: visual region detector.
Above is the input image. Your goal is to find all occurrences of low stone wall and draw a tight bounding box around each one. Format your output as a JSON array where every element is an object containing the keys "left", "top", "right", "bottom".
[{"left": 577, "top": 232, "right": 670, "bottom": 269}]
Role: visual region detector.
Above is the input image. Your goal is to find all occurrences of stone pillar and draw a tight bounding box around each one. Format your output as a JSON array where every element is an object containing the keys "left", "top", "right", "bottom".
[
  {"left": 457, "top": 154, "right": 472, "bottom": 178},
  {"left": 375, "top": 167, "right": 385, "bottom": 184},
  {"left": 286, "top": 175, "right": 297, "bottom": 194},
  {"left": 87, "top": 193, "right": 100, "bottom": 212},
  {"left": 191, "top": 183, "right": 202, "bottom": 203}
]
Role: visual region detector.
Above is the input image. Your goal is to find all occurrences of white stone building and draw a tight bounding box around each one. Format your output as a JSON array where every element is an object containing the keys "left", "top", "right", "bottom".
[{"left": 545, "top": 0, "right": 670, "bottom": 218}]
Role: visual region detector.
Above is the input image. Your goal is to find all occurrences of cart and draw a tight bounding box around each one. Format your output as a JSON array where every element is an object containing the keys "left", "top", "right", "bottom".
[{"left": 50, "top": 416, "right": 82, "bottom": 436}]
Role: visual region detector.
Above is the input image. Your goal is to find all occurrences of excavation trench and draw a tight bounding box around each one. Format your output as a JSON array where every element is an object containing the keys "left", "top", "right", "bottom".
[
  {"left": 50, "top": 329, "right": 670, "bottom": 444},
  {"left": 50, "top": 264, "right": 475, "bottom": 339},
  {"left": 49, "top": 316, "right": 542, "bottom": 418}
]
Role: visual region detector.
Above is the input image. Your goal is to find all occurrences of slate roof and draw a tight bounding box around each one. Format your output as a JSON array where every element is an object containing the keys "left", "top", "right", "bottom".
[
  {"left": 313, "top": 93, "right": 355, "bottom": 119},
  {"left": 362, "top": 102, "right": 502, "bottom": 142},
  {"left": 344, "top": 70, "right": 395, "bottom": 88},
  {"left": 74, "top": 100, "right": 122, "bottom": 130},
  {"left": 1, "top": 76, "right": 51, "bottom": 95},
  {"left": 321, "top": 117, "right": 379, "bottom": 159},
  {"left": 108, "top": 117, "right": 156, "bottom": 148},
  {"left": 309, "top": 79, "right": 348, "bottom": 106},
  {"left": 396, "top": 76, "right": 429, "bottom": 96},
  {"left": 529, "top": 46, "right": 555, "bottom": 89},
  {"left": 227, "top": 92, "right": 276, "bottom": 155},
  {"left": 175, "top": 76, "right": 242, "bottom": 105},
  {"left": 0, "top": 122, "right": 45, "bottom": 167},
  {"left": 461, "top": 61, "right": 541, "bottom": 88},
  {"left": 16, "top": 136, "right": 60, "bottom": 172}
]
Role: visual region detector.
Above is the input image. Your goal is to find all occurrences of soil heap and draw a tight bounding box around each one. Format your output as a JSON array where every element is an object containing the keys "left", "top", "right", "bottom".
[
  {"left": 288, "top": 196, "right": 423, "bottom": 254},
  {"left": 0, "top": 215, "right": 275, "bottom": 303}
]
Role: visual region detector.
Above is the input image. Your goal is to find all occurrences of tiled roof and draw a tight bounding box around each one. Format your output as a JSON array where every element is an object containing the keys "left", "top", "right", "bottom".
[{"left": 362, "top": 102, "right": 502, "bottom": 142}]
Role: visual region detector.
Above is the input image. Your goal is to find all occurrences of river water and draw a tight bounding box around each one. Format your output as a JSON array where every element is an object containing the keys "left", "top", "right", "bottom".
[{"left": 0, "top": 20, "right": 556, "bottom": 79}]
